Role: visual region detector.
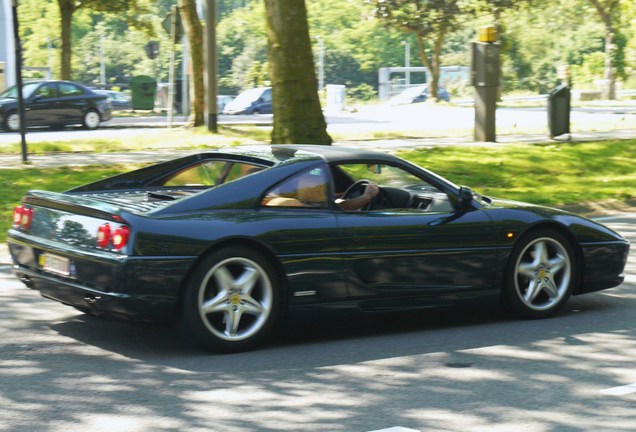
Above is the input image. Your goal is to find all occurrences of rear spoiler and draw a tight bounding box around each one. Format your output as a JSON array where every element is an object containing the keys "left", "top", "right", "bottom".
[{"left": 22, "top": 190, "right": 126, "bottom": 223}]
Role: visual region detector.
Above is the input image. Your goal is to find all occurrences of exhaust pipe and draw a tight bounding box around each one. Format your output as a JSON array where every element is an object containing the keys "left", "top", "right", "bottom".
[{"left": 19, "top": 274, "right": 34, "bottom": 288}]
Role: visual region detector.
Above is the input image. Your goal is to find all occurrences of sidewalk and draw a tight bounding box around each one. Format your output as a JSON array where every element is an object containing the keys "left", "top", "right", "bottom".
[{"left": 1, "top": 129, "right": 636, "bottom": 169}]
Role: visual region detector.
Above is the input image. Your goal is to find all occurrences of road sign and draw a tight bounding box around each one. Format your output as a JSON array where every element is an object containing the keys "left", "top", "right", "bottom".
[{"left": 162, "top": 10, "right": 184, "bottom": 40}]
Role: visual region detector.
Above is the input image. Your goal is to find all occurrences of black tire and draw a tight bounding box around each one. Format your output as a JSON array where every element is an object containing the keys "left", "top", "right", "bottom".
[
  {"left": 3, "top": 110, "right": 20, "bottom": 132},
  {"left": 180, "top": 246, "right": 283, "bottom": 353},
  {"left": 502, "top": 228, "right": 577, "bottom": 319},
  {"left": 82, "top": 109, "right": 101, "bottom": 130}
]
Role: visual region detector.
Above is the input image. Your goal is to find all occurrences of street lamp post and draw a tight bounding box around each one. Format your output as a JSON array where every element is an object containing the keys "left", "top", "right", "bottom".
[
  {"left": 11, "top": 0, "right": 27, "bottom": 162},
  {"left": 317, "top": 36, "right": 324, "bottom": 92},
  {"left": 204, "top": 0, "right": 217, "bottom": 132},
  {"left": 401, "top": 40, "right": 410, "bottom": 88},
  {"left": 100, "top": 36, "right": 105, "bottom": 88}
]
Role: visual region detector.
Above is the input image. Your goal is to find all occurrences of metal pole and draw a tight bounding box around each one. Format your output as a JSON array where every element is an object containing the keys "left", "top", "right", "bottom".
[
  {"left": 11, "top": 0, "right": 27, "bottom": 162},
  {"left": 167, "top": 5, "right": 177, "bottom": 128},
  {"left": 46, "top": 37, "right": 52, "bottom": 79},
  {"left": 100, "top": 36, "right": 106, "bottom": 88},
  {"left": 205, "top": 0, "right": 217, "bottom": 132},
  {"left": 181, "top": 35, "right": 190, "bottom": 121},
  {"left": 317, "top": 36, "right": 324, "bottom": 92},
  {"left": 402, "top": 40, "right": 410, "bottom": 88}
]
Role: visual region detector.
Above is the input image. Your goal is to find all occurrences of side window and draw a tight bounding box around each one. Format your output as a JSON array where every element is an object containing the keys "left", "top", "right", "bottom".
[
  {"left": 162, "top": 161, "right": 264, "bottom": 187},
  {"left": 262, "top": 167, "right": 329, "bottom": 208},
  {"left": 336, "top": 163, "right": 428, "bottom": 190},
  {"left": 59, "top": 83, "right": 84, "bottom": 97},
  {"left": 34, "top": 83, "right": 58, "bottom": 99},
  {"left": 261, "top": 89, "right": 272, "bottom": 102}
]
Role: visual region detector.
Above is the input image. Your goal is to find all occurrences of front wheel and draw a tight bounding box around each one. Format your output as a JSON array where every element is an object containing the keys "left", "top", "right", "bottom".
[
  {"left": 503, "top": 229, "right": 577, "bottom": 319},
  {"left": 82, "top": 109, "right": 101, "bottom": 130},
  {"left": 180, "top": 246, "right": 282, "bottom": 353}
]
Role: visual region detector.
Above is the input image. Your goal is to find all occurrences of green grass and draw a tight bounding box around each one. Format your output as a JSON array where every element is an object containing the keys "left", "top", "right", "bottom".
[
  {"left": 1, "top": 138, "right": 635, "bottom": 243},
  {"left": 400, "top": 139, "right": 636, "bottom": 206},
  {"left": 0, "top": 125, "right": 271, "bottom": 155},
  {"left": 1, "top": 165, "right": 145, "bottom": 243}
]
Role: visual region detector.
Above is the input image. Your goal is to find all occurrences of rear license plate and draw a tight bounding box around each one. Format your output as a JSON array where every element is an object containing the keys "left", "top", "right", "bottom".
[{"left": 39, "top": 253, "right": 71, "bottom": 276}]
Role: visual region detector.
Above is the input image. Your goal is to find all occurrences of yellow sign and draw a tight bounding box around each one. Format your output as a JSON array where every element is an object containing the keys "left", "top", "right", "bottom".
[{"left": 478, "top": 26, "right": 497, "bottom": 43}]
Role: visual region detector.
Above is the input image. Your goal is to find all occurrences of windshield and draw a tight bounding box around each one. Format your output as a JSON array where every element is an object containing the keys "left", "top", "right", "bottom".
[
  {"left": 230, "top": 88, "right": 266, "bottom": 107},
  {"left": 0, "top": 82, "right": 43, "bottom": 99},
  {"left": 389, "top": 85, "right": 426, "bottom": 104}
]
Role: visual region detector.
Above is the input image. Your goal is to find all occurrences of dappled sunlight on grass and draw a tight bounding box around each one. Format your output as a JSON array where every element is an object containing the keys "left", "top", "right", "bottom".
[
  {"left": 0, "top": 126, "right": 269, "bottom": 155},
  {"left": 402, "top": 139, "right": 636, "bottom": 206}
]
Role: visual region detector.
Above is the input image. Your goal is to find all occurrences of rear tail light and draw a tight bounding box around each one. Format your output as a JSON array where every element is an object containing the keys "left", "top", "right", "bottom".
[
  {"left": 111, "top": 225, "right": 130, "bottom": 250},
  {"left": 96, "top": 223, "right": 111, "bottom": 248},
  {"left": 96, "top": 223, "right": 130, "bottom": 251},
  {"left": 13, "top": 205, "right": 34, "bottom": 230}
]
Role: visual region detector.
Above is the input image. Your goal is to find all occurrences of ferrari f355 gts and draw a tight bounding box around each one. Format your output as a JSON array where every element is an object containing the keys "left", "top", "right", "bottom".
[{"left": 8, "top": 145, "right": 630, "bottom": 352}]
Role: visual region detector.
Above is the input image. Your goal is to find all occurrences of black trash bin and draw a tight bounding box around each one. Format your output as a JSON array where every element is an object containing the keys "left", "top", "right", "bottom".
[{"left": 548, "top": 84, "right": 570, "bottom": 138}]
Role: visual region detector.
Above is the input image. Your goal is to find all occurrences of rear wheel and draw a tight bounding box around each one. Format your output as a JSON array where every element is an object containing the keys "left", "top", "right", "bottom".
[
  {"left": 181, "top": 246, "right": 282, "bottom": 353},
  {"left": 82, "top": 109, "right": 101, "bottom": 130},
  {"left": 3, "top": 110, "right": 20, "bottom": 132},
  {"left": 503, "top": 229, "right": 577, "bottom": 319}
]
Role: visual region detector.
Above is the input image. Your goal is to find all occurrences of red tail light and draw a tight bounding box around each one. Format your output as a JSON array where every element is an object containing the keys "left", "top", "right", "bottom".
[
  {"left": 96, "top": 223, "right": 130, "bottom": 251},
  {"left": 13, "top": 205, "right": 34, "bottom": 230},
  {"left": 112, "top": 225, "right": 130, "bottom": 250},
  {"left": 96, "top": 223, "right": 111, "bottom": 248}
]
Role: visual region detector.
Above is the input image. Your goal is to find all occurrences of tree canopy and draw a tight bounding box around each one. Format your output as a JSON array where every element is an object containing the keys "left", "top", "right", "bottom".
[{"left": 15, "top": 0, "right": 636, "bottom": 101}]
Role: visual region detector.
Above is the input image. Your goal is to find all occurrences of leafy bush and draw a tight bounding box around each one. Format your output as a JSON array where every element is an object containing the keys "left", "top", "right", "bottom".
[{"left": 347, "top": 84, "right": 377, "bottom": 102}]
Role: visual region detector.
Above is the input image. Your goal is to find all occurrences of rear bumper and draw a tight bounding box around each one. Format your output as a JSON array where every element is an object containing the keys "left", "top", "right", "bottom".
[
  {"left": 101, "top": 107, "right": 113, "bottom": 122},
  {"left": 8, "top": 238, "right": 195, "bottom": 321},
  {"left": 12, "top": 265, "right": 176, "bottom": 321}
]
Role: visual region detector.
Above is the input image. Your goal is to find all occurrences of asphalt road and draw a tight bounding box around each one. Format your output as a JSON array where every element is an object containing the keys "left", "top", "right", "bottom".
[
  {"left": 1, "top": 103, "right": 635, "bottom": 146},
  {"left": 0, "top": 213, "right": 634, "bottom": 432}
]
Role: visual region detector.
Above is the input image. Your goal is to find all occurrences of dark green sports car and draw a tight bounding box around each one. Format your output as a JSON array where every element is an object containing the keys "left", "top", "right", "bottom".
[{"left": 7, "top": 145, "right": 630, "bottom": 352}]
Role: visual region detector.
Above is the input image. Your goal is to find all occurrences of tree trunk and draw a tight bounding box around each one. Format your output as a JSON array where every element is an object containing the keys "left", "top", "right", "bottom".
[
  {"left": 589, "top": 0, "right": 617, "bottom": 100},
  {"left": 264, "top": 0, "right": 331, "bottom": 145},
  {"left": 177, "top": 0, "right": 205, "bottom": 126},
  {"left": 415, "top": 33, "right": 442, "bottom": 102},
  {"left": 57, "top": 0, "right": 75, "bottom": 80}
]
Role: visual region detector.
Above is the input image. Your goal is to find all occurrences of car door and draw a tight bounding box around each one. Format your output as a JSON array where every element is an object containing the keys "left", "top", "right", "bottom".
[
  {"left": 331, "top": 162, "right": 498, "bottom": 307},
  {"left": 256, "top": 88, "right": 272, "bottom": 113},
  {"left": 55, "top": 82, "right": 88, "bottom": 124},
  {"left": 26, "top": 82, "right": 60, "bottom": 126},
  {"left": 259, "top": 165, "right": 347, "bottom": 304}
]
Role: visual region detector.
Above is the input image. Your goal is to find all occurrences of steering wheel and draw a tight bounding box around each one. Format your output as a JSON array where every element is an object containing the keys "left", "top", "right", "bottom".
[{"left": 341, "top": 179, "right": 385, "bottom": 211}]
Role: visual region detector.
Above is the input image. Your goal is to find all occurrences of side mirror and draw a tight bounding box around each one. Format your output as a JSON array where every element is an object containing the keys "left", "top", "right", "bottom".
[{"left": 451, "top": 186, "right": 474, "bottom": 211}]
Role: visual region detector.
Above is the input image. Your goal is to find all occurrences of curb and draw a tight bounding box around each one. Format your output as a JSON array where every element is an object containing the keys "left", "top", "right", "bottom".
[{"left": 0, "top": 243, "right": 9, "bottom": 266}]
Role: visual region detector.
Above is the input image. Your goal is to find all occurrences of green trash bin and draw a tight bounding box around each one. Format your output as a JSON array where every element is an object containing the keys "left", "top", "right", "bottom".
[
  {"left": 130, "top": 75, "right": 157, "bottom": 110},
  {"left": 548, "top": 84, "right": 570, "bottom": 138}
]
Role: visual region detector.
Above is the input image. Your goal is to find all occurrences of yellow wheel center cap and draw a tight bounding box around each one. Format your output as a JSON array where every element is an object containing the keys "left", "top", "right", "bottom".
[
  {"left": 538, "top": 269, "right": 548, "bottom": 279},
  {"left": 230, "top": 294, "right": 241, "bottom": 306}
]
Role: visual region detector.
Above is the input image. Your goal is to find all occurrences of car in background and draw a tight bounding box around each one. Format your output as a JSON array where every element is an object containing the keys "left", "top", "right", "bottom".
[
  {"left": 217, "top": 95, "right": 234, "bottom": 113},
  {"left": 389, "top": 84, "right": 451, "bottom": 105},
  {"left": 223, "top": 87, "right": 272, "bottom": 114},
  {"left": 95, "top": 90, "right": 131, "bottom": 111},
  {"left": 0, "top": 80, "right": 112, "bottom": 131}
]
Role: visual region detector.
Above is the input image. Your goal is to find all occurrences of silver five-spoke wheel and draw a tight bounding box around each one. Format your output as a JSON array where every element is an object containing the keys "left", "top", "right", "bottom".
[
  {"left": 198, "top": 256, "right": 273, "bottom": 342},
  {"left": 182, "top": 246, "right": 281, "bottom": 352},
  {"left": 504, "top": 229, "right": 577, "bottom": 318}
]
